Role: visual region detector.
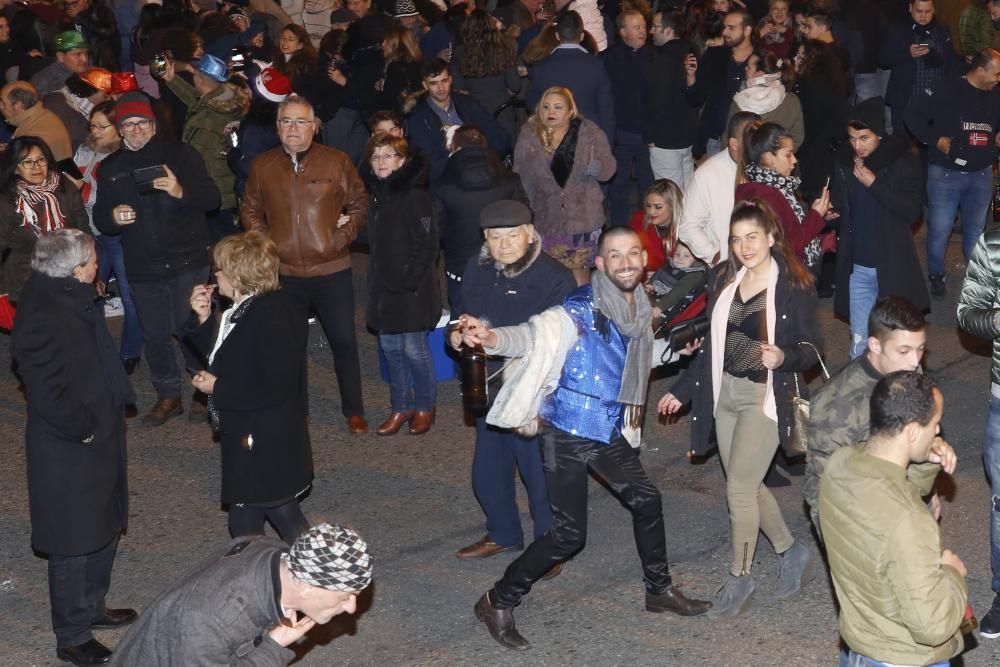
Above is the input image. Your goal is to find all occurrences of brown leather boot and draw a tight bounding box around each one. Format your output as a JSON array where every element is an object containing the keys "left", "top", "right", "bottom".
[
  {"left": 408, "top": 409, "right": 435, "bottom": 435},
  {"left": 474, "top": 592, "right": 530, "bottom": 650},
  {"left": 376, "top": 411, "right": 415, "bottom": 436},
  {"left": 141, "top": 398, "right": 183, "bottom": 427}
]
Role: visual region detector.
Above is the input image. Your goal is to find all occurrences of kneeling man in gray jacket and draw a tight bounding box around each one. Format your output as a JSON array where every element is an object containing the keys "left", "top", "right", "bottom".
[{"left": 112, "top": 524, "right": 372, "bottom": 666}]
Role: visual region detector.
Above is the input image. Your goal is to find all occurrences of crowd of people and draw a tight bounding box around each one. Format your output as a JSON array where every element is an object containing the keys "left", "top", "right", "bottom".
[{"left": 5, "top": 0, "right": 1000, "bottom": 664}]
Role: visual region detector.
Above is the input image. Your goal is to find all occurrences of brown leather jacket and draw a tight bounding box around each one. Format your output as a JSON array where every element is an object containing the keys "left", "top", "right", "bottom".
[{"left": 240, "top": 144, "right": 367, "bottom": 277}]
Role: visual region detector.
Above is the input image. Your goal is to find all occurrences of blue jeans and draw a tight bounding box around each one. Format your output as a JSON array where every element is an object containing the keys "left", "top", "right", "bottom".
[
  {"left": 610, "top": 130, "right": 654, "bottom": 227},
  {"left": 95, "top": 234, "right": 143, "bottom": 360},
  {"left": 983, "top": 392, "right": 1000, "bottom": 594},
  {"left": 925, "top": 164, "right": 992, "bottom": 276},
  {"left": 852, "top": 72, "right": 883, "bottom": 105},
  {"left": 849, "top": 265, "right": 879, "bottom": 359},
  {"left": 840, "top": 647, "right": 947, "bottom": 667},
  {"left": 472, "top": 417, "right": 552, "bottom": 547},
  {"left": 378, "top": 331, "right": 436, "bottom": 412}
]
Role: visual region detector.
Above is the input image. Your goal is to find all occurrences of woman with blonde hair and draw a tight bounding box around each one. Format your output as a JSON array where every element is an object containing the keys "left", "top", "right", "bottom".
[
  {"left": 513, "top": 85, "right": 615, "bottom": 284},
  {"left": 378, "top": 23, "right": 423, "bottom": 112},
  {"left": 658, "top": 199, "right": 821, "bottom": 619},
  {"left": 628, "top": 178, "right": 682, "bottom": 273},
  {"left": 186, "top": 231, "right": 313, "bottom": 544}
]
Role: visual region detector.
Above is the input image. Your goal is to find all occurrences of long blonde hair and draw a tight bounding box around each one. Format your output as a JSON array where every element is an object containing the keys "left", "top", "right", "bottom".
[
  {"left": 643, "top": 179, "right": 683, "bottom": 253},
  {"left": 530, "top": 86, "right": 580, "bottom": 153}
]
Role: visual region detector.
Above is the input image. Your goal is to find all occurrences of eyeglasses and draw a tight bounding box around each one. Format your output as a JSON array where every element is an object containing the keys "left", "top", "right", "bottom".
[
  {"left": 371, "top": 152, "right": 400, "bottom": 162},
  {"left": 651, "top": 23, "right": 665, "bottom": 30},
  {"left": 89, "top": 123, "right": 113, "bottom": 131},
  {"left": 120, "top": 119, "right": 153, "bottom": 131},
  {"left": 278, "top": 118, "right": 314, "bottom": 128},
  {"left": 18, "top": 157, "right": 47, "bottom": 168}
]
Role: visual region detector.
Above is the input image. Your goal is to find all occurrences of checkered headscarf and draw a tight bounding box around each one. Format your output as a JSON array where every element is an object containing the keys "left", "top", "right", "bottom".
[{"left": 283, "top": 524, "right": 372, "bottom": 592}]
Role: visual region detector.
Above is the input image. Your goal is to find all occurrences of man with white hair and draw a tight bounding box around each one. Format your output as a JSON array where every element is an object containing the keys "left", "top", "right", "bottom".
[{"left": 112, "top": 523, "right": 373, "bottom": 665}]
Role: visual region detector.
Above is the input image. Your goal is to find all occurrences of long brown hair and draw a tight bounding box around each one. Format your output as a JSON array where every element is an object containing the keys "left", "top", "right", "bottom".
[
  {"left": 716, "top": 198, "right": 814, "bottom": 290},
  {"left": 275, "top": 24, "right": 318, "bottom": 82},
  {"left": 383, "top": 23, "right": 421, "bottom": 64},
  {"left": 459, "top": 10, "right": 516, "bottom": 78}
]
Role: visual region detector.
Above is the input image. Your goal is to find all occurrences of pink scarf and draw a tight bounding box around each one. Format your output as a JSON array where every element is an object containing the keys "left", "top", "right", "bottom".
[{"left": 16, "top": 172, "right": 66, "bottom": 236}]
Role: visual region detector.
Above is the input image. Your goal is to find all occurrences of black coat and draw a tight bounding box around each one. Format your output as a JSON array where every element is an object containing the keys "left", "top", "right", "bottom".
[
  {"left": 12, "top": 272, "right": 134, "bottom": 555},
  {"left": 670, "top": 255, "right": 821, "bottom": 456},
  {"left": 795, "top": 78, "right": 849, "bottom": 200},
  {"left": 642, "top": 39, "right": 701, "bottom": 150},
  {"left": 433, "top": 146, "right": 527, "bottom": 275},
  {"left": 184, "top": 290, "right": 313, "bottom": 505},
  {"left": 830, "top": 135, "right": 930, "bottom": 318},
  {"left": 365, "top": 154, "right": 442, "bottom": 333},
  {"left": 93, "top": 134, "right": 220, "bottom": 282},
  {"left": 879, "top": 19, "right": 958, "bottom": 109}
]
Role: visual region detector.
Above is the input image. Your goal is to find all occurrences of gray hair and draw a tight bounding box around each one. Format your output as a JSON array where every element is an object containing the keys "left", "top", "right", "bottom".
[
  {"left": 277, "top": 94, "right": 315, "bottom": 120},
  {"left": 31, "top": 229, "right": 95, "bottom": 278}
]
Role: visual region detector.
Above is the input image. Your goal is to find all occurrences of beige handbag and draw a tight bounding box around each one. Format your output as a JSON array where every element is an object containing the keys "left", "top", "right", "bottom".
[{"left": 786, "top": 342, "right": 830, "bottom": 457}]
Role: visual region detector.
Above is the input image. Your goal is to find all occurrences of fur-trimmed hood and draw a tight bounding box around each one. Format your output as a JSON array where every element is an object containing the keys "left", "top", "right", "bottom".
[
  {"left": 477, "top": 229, "right": 543, "bottom": 278},
  {"left": 203, "top": 81, "right": 251, "bottom": 116}
]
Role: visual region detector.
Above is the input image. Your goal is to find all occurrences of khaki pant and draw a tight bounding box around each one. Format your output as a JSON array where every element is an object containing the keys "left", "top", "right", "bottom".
[{"left": 715, "top": 373, "right": 794, "bottom": 576}]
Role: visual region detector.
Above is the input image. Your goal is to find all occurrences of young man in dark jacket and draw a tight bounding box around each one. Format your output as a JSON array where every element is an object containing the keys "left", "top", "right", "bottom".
[
  {"left": 905, "top": 48, "right": 1000, "bottom": 297},
  {"left": 94, "top": 92, "right": 221, "bottom": 427},
  {"left": 694, "top": 8, "right": 753, "bottom": 156},
  {"left": 830, "top": 96, "right": 929, "bottom": 358},
  {"left": 644, "top": 10, "right": 700, "bottom": 186},
  {"left": 448, "top": 200, "right": 575, "bottom": 566}
]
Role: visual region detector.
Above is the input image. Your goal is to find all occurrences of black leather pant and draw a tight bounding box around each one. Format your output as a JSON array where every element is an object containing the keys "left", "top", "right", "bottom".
[{"left": 491, "top": 427, "right": 672, "bottom": 609}]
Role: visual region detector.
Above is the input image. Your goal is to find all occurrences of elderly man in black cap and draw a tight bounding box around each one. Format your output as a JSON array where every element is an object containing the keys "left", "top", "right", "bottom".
[
  {"left": 112, "top": 523, "right": 372, "bottom": 666},
  {"left": 829, "top": 96, "right": 928, "bottom": 359},
  {"left": 448, "top": 201, "right": 575, "bottom": 563}
]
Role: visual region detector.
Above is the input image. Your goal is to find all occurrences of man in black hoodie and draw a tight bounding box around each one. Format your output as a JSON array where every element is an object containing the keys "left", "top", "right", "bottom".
[{"left": 830, "top": 97, "right": 929, "bottom": 359}]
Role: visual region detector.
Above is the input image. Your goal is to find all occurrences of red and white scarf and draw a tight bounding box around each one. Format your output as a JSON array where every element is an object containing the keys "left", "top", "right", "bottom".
[{"left": 16, "top": 173, "right": 67, "bottom": 236}]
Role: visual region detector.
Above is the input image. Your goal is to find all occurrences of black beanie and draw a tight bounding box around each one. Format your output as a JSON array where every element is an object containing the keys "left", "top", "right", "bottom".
[{"left": 847, "top": 96, "right": 886, "bottom": 136}]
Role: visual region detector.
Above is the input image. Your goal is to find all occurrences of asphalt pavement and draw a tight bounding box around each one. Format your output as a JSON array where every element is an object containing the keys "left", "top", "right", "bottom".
[{"left": 2, "top": 232, "right": 1000, "bottom": 667}]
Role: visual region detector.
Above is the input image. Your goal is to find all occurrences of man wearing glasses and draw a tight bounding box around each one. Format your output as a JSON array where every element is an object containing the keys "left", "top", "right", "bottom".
[
  {"left": 94, "top": 91, "right": 221, "bottom": 427},
  {"left": 241, "top": 94, "right": 370, "bottom": 435}
]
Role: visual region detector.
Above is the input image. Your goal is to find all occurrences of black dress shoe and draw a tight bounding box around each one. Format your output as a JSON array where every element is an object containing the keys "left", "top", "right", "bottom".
[
  {"left": 474, "top": 592, "right": 530, "bottom": 650},
  {"left": 645, "top": 586, "right": 712, "bottom": 616},
  {"left": 91, "top": 607, "right": 138, "bottom": 630},
  {"left": 56, "top": 639, "right": 112, "bottom": 665}
]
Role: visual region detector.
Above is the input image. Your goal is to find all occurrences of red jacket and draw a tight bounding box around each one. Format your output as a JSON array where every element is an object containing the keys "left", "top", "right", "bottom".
[{"left": 629, "top": 210, "right": 672, "bottom": 273}]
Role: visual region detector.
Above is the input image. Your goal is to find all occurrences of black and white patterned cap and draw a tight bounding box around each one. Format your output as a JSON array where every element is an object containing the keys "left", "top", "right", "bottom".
[{"left": 283, "top": 524, "right": 372, "bottom": 592}]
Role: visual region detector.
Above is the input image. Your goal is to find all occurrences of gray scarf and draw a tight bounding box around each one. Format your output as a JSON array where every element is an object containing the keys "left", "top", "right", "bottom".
[{"left": 591, "top": 270, "right": 654, "bottom": 433}]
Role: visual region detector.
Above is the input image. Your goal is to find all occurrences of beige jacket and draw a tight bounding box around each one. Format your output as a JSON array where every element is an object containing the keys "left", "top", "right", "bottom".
[
  {"left": 10, "top": 103, "right": 73, "bottom": 161},
  {"left": 819, "top": 446, "right": 967, "bottom": 665}
]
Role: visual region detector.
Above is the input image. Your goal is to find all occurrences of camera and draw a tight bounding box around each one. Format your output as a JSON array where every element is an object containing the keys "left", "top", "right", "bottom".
[{"left": 151, "top": 52, "right": 170, "bottom": 78}]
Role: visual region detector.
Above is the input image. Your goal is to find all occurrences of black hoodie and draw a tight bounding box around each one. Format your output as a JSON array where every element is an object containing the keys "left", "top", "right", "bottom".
[{"left": 431, "top": 146, "right": 528, "bottom": 275}]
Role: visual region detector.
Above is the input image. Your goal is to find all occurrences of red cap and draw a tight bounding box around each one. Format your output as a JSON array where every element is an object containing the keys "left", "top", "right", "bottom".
[{"left": 110, "top": 72, "right": 139, "bottom": 96}]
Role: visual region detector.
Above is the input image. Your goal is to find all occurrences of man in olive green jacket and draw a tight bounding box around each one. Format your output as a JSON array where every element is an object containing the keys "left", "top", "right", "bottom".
[
  {"left": 820, "top": 371, "right": 966, "bottom": 667},
  {"left": 957, "top": 228, "right": 1000, "bottom": 637}
]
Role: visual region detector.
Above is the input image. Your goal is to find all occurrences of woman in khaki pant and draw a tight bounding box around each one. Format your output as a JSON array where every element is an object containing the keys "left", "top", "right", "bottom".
[{"left": 658, "top": 199, "right": 822, "bottom": 619}]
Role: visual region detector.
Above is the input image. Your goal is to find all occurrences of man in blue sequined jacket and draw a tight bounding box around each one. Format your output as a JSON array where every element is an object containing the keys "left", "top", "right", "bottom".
[{"left": 456, "top": 226, "right": 712, "bottom": 651}]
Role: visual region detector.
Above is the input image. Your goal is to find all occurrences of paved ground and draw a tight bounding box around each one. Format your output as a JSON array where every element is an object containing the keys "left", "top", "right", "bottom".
[{"left": 3, "top": 230, "right": 1000, "bottom": 667}]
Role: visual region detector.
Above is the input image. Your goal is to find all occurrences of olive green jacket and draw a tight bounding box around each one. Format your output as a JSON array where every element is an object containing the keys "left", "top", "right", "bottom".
[
  {"left": 165, "top": 77, "right": 250, "bottom": 211},
  {"left": 958, "top": 231, "right": 1000, "bottom": 386},
  {"left": 819, "top": 447, "right": 966, "bottom": 666},
  {"left": 804, "top": 355, "right": 938, "bottom": 534}
]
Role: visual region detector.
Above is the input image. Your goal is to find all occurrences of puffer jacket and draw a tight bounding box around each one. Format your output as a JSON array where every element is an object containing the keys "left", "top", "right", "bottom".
[
  {"left": 364, "top": 153, "right": 441, "bottom": 334},
  {"left": 433, "top": 146, "right": 527, "bottom": 276},
  {"left": 819, "top": 446, "right": 966, "bottom": 665},
  {"left": 166, "top": 77, "right": 251, "bottom": 210},
  {"left": 958, "top": 230, "right": 1000, "bottom": 385},
  {"left": 240, "top": 143, "right": 368, "bottom": 278}
]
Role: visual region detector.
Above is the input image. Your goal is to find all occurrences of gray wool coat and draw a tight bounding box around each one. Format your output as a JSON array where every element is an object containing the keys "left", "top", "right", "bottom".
[{"left": 512, "top": 118, "right": 616, "bottom": 237}]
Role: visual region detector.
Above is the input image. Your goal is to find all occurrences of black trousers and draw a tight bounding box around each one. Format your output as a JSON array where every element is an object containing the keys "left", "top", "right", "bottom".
[
  {"left": 491, "top": 427, "right": 672, "bottom": 609},
  {"left": 228, "top": 497, "right": 311, "bottom": 546},
  {"left": 47, "top": 534, "right": 119, "bottom": 647},
  {"left": 280, "top": 271, "right": 365, "bottom": 417},
  {"left": 131, "top": 266, "right": 210, "bottom": 400}
]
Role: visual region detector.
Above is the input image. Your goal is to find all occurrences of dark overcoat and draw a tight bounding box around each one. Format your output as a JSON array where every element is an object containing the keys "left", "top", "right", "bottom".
[{"left": 12, "top": 272, "right": 134, "bottom": 555}]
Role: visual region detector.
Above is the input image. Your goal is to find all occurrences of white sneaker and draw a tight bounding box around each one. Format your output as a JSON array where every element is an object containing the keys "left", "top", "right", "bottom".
[{"left": 104, "top": 297, "right": 124, "bottom": 318}]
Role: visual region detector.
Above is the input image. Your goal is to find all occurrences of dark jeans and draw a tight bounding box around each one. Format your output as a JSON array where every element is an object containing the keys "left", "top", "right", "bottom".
[
  {"left": 95, "top": 234, "right": 143, "bottom": 360},
  {"left": 131, "top": 265, "right": 209, "bottom": 400},
  {"left": 610, "top": 129, "right": 654, "bottom": 228},
  {"left": 47, "top": 534, "right": 119, "bottom": 647},
  {"left": 228, "top": 497, "right": 311, "bottom": 546},
  {"left": 280, "top": 271, "right": 365, "bottom": 417},
  {"left": 473, "top": 417, "right": 552, "bottom": 547},
  {"left": 491, "top": 427, "right": 672, "bottom": 608},
  {"left": 205, "top": 208, "right": 240, "bottom": 244}
]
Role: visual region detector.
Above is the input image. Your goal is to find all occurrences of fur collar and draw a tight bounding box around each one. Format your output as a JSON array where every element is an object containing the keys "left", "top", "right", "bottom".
[
  {"left": 365, "top": 151, "right": 429, "bottom": 195},
  {"left": 477, "top": 230, "right": 543, "bottom": 278}
]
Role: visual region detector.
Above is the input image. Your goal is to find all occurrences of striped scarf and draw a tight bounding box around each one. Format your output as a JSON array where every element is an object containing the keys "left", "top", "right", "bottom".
[{"left": 16, "top": 173, "right": 66, "bottom": 236}]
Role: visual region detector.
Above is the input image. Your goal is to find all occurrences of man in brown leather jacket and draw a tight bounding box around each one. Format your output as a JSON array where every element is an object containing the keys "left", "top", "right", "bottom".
[{"left": 241, "top": 94, "right": 370, "bottom": 433}]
